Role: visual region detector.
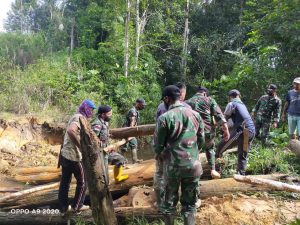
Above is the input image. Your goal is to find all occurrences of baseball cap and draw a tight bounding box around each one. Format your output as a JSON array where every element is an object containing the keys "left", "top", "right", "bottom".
[
  {"left": 293, "top": 78, "right": 300, "bottom": 84},
  {"left": 136, "top": 98, "right": 146, "bottom": 105},
  {"left": 97, "top": 105, "right": 112, "bottom": 114},
  {"left": 83, "top": 99, "right": 96, "bottom": 109},
  {"left": 161, "top": 85, "right": 181, "bottom": 100},
  {"left": 228, "top": 89, "right": 241, "bottom": 97}
]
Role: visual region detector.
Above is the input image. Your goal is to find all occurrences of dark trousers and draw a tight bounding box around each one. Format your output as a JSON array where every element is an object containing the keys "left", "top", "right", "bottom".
[
  {"left": 58, "top": 156, "right": 87, "bottom": 212},
  {"left": 216, "top": 130, "right": 255, "bottom": 175}
]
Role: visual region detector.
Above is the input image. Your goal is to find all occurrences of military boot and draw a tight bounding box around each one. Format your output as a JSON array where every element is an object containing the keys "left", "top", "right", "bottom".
[
  {"left": 132, "top": 148, "right": 143, "bottom": 163},
  {"left": 183, "top": 213, "right": 196, "bottom": 225}
]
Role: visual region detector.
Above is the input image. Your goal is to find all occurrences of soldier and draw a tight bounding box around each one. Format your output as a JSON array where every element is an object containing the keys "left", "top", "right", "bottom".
[
  {"left": 251, "top": 84, "right": 281, "bottom": 145},
  {"left": 281, "top": 78, "right": 300, "bottom": 140},
  {"left": 154, "top": 85, "right": 205, "bottom": 225},
  {"left": 91, "top": 105, "right": 128, "bottom": 183},
  {"left": 216, "top": 90, "right": 255, "bottom": 175},
  {"left": 58, "top": 99, "right": 96, "bottom": 214},
  {"left": 156, "top": 82, "right": 191, "bottom": 119},
  {"left": 186, "top": 86, "right": 230, "bottom": 179},
  {"left": 121, "top": 98, "right": 146, "bottom": 163},
  {"left": 154, "top": 82, "right": 191, "bottom": 209}
]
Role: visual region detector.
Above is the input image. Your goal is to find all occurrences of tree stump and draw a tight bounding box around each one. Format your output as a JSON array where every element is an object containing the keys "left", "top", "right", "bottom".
[{"left": 79, "top": 117, "right": 117, "bottom": 225}]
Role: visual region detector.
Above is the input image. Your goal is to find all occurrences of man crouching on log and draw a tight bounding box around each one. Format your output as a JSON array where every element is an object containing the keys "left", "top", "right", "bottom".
[
  {"left": 154, "top": 85, "right": 205, "bottom": 225},
  {"left": 58, "top": 99, "right": 96, "bottom": 214},
  {"left": 91, "top": 105, "right": 129, "bottom": 182}
]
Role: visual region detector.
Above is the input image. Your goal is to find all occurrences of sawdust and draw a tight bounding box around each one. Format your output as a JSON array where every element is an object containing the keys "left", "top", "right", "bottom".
[{"left": 197, "top": 196, "right": 300, "bottom": 225}]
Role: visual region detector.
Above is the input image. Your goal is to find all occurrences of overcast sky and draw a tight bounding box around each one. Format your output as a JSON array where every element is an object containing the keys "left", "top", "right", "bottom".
[{"left": 0, "top": 0, "right": 14, "bottom": 32}]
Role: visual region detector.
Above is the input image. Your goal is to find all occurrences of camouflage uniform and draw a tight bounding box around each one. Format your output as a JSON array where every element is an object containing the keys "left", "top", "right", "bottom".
[
  {"left": 186, "top": 93, "right": 227, "bottom": 170},
  {"left": 121, "top": 107, "right": 139, "bottom": 152},
  {"left": 252, "top": 95, "right": 281, "bottom": 144},
  {"left": 154, "top": 102, "right": 205, "bottom": 221},
  {"left": 91, "top": 118, "right": 125, "bottom": 175}
]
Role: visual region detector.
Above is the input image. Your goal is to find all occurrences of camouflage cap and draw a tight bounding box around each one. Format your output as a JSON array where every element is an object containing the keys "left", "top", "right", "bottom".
[
  {"left": 136, "top": 98, "right": 146, "bottom": 105},
  {"left": 268, "top": 84, "right": 277, "bottom": 90}
]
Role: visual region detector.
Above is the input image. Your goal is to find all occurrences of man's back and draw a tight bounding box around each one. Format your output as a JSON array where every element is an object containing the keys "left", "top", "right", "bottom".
[
  {"left": 186, "top": 93, "right": 225, "bottom": 132},
  {"left": 155, "top": 103, "right": 204, "bottom": 167}
]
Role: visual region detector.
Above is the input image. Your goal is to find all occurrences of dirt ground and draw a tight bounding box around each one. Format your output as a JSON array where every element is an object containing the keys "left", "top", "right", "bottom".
[
  {"left": 197, "top": 195, "right": 300, "bottom": 225},
  {"left": 0, "top": 117, "right": 300, "bottom": 225}
]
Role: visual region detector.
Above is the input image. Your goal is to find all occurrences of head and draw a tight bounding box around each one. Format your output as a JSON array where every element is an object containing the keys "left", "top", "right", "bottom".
[
  {"left": 197, "top": 86, "right": 209, "bottom": 97},
  {"left": 135, "top": 98, "right": 146, "bottom": 110},
  {"left": 266, "top": 84, "right": 277, "bottom": 96},
  {"left": 97, "top": 105, "right": 112, "bottom": 122},
  {"left": 228, "top": 89, "right": 241, "bottom": 102},
  {"left": 161, "top": 85, "right": 181, "bottom": 109},
  {"left": 293, "top": 78, "right": 300, "bottom": 91},
  {"left": 78, "top": 99, "right": 96, "bottom": 119},
  {"left": 174, "top": 82, "right": 187, "bottom": 101}
]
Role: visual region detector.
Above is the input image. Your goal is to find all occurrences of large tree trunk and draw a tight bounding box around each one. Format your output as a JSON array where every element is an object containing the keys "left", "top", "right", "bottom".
[
  {"left": 79, "top": 117, "right": 117, "bottom": 225},
  {"left": 0, "top": 174, "right": 290, "bottom": 210},
  {"left": 124, "top": 0, "right": 131, "bottom": 78},
  {"left": 234, "top": 174, "right": 300, "bottom": 193},
  {"left": 134, "top": 0, "right": 140, "bottom": 70},
  {"left": 9, "top": 150, "right": 219, "bottom": 185},
  {"left": 110, "top": 124, "right": 155, "bottom": 139}
]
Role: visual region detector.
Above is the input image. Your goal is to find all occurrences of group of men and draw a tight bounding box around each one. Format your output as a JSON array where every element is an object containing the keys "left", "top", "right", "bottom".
[{"left": 57, "top": 77, "right": 300, "bottom": 225}]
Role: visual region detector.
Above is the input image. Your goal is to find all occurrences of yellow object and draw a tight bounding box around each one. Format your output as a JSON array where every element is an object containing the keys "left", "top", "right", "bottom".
[{"left": 114, "top": 166, "right": 129, "bottom": 182}]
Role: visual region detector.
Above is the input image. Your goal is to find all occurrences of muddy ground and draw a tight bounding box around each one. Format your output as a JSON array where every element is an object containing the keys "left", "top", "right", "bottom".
[{"left": 0, "top": 116, "right": 299, "bottom": 225}]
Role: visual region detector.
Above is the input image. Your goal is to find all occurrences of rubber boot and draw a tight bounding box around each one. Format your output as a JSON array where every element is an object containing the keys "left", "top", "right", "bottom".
[
  {"left": 164, "top": 214, "right": 175, "bottom": 225},
  {"left": 132, "top": 148, "right": 142, "bottom": 163},
  {"left": 113, "top": 166, "right": 129, "bottom": 182},
  {"left": 183, "top": 213, "right": 196, "bottom": 225}
]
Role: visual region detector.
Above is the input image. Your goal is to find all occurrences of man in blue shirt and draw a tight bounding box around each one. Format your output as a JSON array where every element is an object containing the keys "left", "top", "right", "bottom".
[
  {"left": 282, "top": 78, "right": 300, "bottom": 140},
  {"left": 216, "top": 90, "right": 255, "bottom": 175}
]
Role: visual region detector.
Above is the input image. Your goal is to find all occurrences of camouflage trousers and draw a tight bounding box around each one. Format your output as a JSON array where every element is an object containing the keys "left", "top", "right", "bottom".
[
  {"left": 154, "top": 157, "right": 165, "bottom": 208},
  {"left": 161, "top": 162, "right": 202, "bottom": 216},
  {"left": 202, "top": 132, "right": 216, "bottom": 170},
  {"left": 121, "top": 137, "right": 138, "bottom": 152},
  {"left": 255, "top": 119, "right": 271, "bottom": 145}
]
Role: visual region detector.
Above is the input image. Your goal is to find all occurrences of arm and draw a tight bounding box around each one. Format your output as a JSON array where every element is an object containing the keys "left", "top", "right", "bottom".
[
  {"left": 272, "top": 99, "right": 282, "bottom": 127},
  {"left": 153, "top": 118, "right": 168, "bottom": 155},
  {"left": 281, "top": 101, "right": 289, "bottom": 121},
  {"left": 224, "top": 102, "right": 234, "bottom": 121},
  {"left": 196, "top": 116, "right": 205, "bottom": 149},
  {"left": 251, "top": 97, "right": 262, "bottom": 117},
  {"left": 67, "top": 123, "right": 81, "bottom": 149}
]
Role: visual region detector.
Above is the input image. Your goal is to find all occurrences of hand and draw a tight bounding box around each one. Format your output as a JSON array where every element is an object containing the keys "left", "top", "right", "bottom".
[
  {"left": 271, "top": 123, "right": 277, "bottom": 129},
  {"left": 223, "top": 129, "right": 230, "bottom": 142}
]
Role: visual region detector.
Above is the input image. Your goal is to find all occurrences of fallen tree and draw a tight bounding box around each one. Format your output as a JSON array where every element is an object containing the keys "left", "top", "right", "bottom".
[
  {"left": 234, "top": 174, "right": 300, "bottom": 193},
  {"left": 0, "top": 174, "right": 290, "bottom": 209},
  {"left": 10, "top": 150, "right": 220, "bottom": 184}
]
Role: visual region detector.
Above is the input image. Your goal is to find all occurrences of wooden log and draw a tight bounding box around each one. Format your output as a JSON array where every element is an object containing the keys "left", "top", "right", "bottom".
[
  {"left": 10, "top": 151, "right": 216, "bottom": 184},
  {"left": 109, "top": 124, "right": 156, "bottom": 139},
  {"left": 0, "top": 174, "right": 289, "bottom": 209},
  {"left": 14, "top": 167, "right": 61, "bottom": 175},
  {"left": 0, "top": 207, "right": 164, "bottom": 225},
  {"left": 234, "top": 175, "right": 300, "bottom": 193},
  {"left": 79, "top": 117, "right": 117, "bottom": 225},
  {"left": 287, "top": 139, "right": 300, "bottom": 158}
]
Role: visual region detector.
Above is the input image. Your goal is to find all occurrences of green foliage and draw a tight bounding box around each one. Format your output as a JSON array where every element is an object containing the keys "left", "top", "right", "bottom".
[{"left": 289, "top": 219, "right": 300, "bottom": 225}]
